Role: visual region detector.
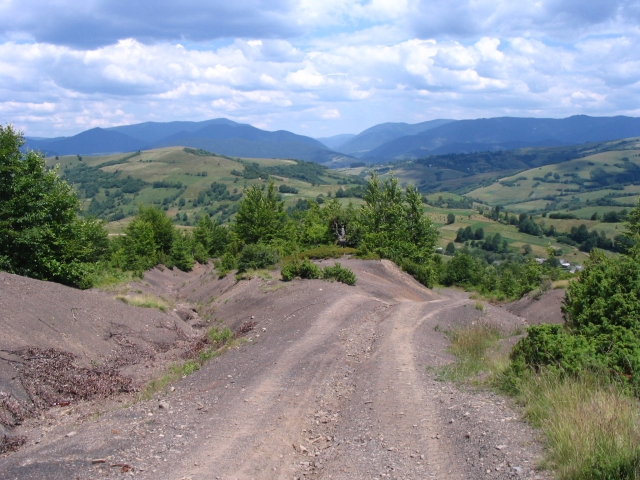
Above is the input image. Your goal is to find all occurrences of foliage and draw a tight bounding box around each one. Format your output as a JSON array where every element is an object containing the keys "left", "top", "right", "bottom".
[
  {"left": 298, "top": 245, "right": 357, "bottom": 259},
  {"left": 356, "top": 174, "right": 438, "bottom": 264},
  {"left": 0, "top": 125, "right": 109, "bottom": 288},
  {"left": 281, "top": 257, "right": 322, "bottom": 281},
  {"left": 321, "top": 262, "right": 357, "bottom": 286},
  {"left": 234, "top": 180, "right": 291, "bottom": 245},
  {"left": 440, "top": 252, "right": 544, "bottom": 301},
  {"left": 193, "top": 215, "right": 228, "bottom": 257},
  {"left": 236, "top": 243, "right": 279, "bottom": 273},
  {"left": 281, "top": 257, "right": 357, "bottom": 286}
]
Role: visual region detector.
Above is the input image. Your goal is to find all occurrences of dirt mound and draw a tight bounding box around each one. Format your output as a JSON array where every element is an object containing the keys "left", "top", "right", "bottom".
[
  {"left": 0, "top": 271, "right": 198, "bottom": 440},
  {"left": 504, "top": 288, "right": 565, "bottom": 325}
]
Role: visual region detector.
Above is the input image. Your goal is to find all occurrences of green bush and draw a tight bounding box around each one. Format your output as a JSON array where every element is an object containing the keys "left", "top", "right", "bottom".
[
  {"left": 236, "top": 243, "right": 279, "bottom": 273},
  {"left": 507, "top": 248, "right": 640, "bottom": 394},
  {"left": 281, "top": 257, "right": 322, "bottom": 281},
  {"left": 322, "top": 263, "right": 357, "bottom": 286},
  {"left": 213, "top": 252, "right": 237, "bottom": 277},
  {"left": 398, "top": 258, "right": 437, "bottom": 288},
  {"left": 207, "top": 326, "right": 234, "bottom": 345}
]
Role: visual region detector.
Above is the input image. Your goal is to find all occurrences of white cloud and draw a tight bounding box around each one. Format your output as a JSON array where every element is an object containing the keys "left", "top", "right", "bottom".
[{"left": 1, "top": 1, "right": 639, "bottom": 137}]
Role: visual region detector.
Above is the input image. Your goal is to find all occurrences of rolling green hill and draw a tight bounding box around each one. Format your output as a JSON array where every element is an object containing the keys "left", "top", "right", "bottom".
[
  {"left": 47, "top": 147, "right": 367, "bottom": 232},
  {"left": 466, "top": 138, "right": 640, "bottom": 216}
]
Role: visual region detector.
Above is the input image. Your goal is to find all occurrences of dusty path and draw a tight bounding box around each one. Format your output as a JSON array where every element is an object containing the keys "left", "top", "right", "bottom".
[{"left": 0, "top": 260, "right": 549, "bottom": 479}]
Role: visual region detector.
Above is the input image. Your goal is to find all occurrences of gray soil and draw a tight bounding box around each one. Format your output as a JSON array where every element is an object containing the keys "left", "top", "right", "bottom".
[
  {"left": 503, "top": 290, "right": 565, "bottom": 325},
  {"left": 0, "top": 259, "right": 557, "bottom": 479}
]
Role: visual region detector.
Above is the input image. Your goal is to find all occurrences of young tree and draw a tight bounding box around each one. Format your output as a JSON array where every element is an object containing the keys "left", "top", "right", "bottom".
[
  {"left": 193, "top": 214, "right": 228, "bottom": 257},
  {"left": 0, "top": 125, "right": 108, "bottom": 287},
  {"left": 234, "top": 181, "right": 289, "bottom": 245},
  {"left": 446, "top": 213, "right": 456, "bottom": 225}
]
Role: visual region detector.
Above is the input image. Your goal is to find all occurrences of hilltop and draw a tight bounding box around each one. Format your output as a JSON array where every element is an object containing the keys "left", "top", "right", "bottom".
[
  {"left": 27, "top": 119, "right": 352, "bottom": 165},
  {"left": 47, "top": 146, "right": 367, "bottom": 228}
]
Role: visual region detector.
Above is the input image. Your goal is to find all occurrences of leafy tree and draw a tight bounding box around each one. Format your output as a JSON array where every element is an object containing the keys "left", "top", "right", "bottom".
[
  {"left": 234, "top": 181, "right": 290, "bottom": 245},
  {"left": 136, "top": 205, "right": 175, "bottom": 255},
  {"left": 170, "top": 230, "right": 195, "bottom": 271},
  {"left": 445, "top": 241, "right": 456, "bottom": 256},
  {"left": 0, "top": 125, "right": 108, "bottom": 287},
  {"left": 121, "top": 218, "right": 157, "bottom": 271},
  {"left": 358, "top": 174, "right": 437, "bottom": 262},
  {"left": 446, "top": 213, "right": 456, "bottom": 225},
  {"left": 193, "top": 215, "right": 228, "bottom": 257}
]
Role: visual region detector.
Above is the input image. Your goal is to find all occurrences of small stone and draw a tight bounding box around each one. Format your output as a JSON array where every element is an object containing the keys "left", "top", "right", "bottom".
[
  {"left": 170, "top": 386, "right": 175, "bottom": 392},
  {"left": 496, "top": 445, "right": 507, "bottom": 450},
  {"left": 66, "top": 431, "right": 77, "bottom": 437},
  {"left": 158, "top": 402, "right": 169, "bottom": 410},
  {"left": 512, "top": 466, "right": 524, "bottom": 476},
  {"left": 449, "top": 419, "right": 455, "bottom": 424},
  {"left": 92, "top": 458, "right": 106, "bottom": 464}
]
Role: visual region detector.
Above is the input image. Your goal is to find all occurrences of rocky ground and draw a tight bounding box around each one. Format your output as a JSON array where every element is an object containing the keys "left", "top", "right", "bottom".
[{"left": 0, "top": 259, "right": 560, "bottom": 479}]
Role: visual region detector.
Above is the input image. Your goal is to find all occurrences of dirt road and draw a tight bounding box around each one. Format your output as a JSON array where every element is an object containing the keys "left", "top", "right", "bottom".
[{"left": 0, "top": 260, "right": 549, "bottom": 479}]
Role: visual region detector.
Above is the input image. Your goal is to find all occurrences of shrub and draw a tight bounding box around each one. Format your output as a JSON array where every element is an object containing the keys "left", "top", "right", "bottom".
[
  {"left": 281, "top": 257, "right": 322, "bottom": 281},
  {"left": 214, "top": 252, "right": 237, "bottom": 277},
  {"left": 322, "top": 263, "right": 357, "bottom": 286},
  {"left": 236, "top": 244, "right": 279, "bottom": 273},
  {"left": 207, "top": 326, "right": 234, "bottom": 345},
  {"left": 398, "top": 258, "right": 437, "bottom": 288}
]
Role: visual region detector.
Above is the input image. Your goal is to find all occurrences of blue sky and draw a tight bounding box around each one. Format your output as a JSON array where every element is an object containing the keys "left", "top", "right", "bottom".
[{"left": 1, "top": 0, "right": 639, "bottom": 138}]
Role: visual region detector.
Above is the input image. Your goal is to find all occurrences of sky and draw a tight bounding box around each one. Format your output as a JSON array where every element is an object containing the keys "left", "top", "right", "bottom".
[{"left": 1, "top": 0, "right": 640, "bottom": 138}]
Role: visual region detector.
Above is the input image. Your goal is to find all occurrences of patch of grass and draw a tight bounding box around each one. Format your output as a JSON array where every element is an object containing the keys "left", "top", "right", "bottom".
[
  {"left": 139, "top": 326, "right": 237, "bottom": 400},
  {"left": 114, "top": 293, "right": 172, "bottom": 312},
  {"left": 89, "top": 266, "right": 136, "bottom": 291},
  {"left": 552, "top": 279, "right": 571, "bottom": 289},
  {"left": 474, "top": 300, "right": 485, "bottom": 311},
  {"left": 503, "top": 369, "right": 640, "bottom": 479},
  {"left": 437, "top": 321, "right": 506, "bottom": 382},
  {"left": 235, "top": 269, "right": 273, "bottom": 281}
]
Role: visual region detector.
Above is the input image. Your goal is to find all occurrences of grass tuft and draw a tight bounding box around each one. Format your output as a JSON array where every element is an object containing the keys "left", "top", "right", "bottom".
[
  {"left": 437, "top": 321, "right": 505, "bottom": 381},
  {"left": 505, "top": 370, "right": 640, "bottom": 480},
  {"left": 115, "top": 293, "right": 171, "bottom": 312},
  {"left": 139, "top": 326, "right": 238, "bottom": 400}
]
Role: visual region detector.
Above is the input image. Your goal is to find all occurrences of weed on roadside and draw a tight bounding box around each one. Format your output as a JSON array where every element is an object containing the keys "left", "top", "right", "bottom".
[
  {"left": 115, "top": 294, "right": 172, "bottom": 312},
  {"left": 437, "top": 321, "right": 505, "bottom": 382},
  {"left": 139, "top": 326, "right": 243, "bottom": 400},
  {"left": 500, "top": 369, "right": 640, "bottom": 480}
]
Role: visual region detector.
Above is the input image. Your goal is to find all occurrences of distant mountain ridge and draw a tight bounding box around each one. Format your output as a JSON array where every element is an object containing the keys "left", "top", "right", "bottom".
[
  {"left": 24, "top": 118, "right": 353, "bottom": 165},
  {"left": 23, "top": 115, "right": 640, "bottom": 166},
  {"left": 337, "top": 119, "right": 454, "bottom": 156},
  {"left": 362, "top": 115, "right": 640, "bottom": 161}
]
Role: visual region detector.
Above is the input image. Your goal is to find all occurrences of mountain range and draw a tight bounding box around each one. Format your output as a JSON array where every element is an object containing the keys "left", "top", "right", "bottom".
[
  {"left": 25, "top": 118, "right": 353, "bottom": 165},
  {"left": 24, "top": 115, "right": 640, "bottom": 166}
]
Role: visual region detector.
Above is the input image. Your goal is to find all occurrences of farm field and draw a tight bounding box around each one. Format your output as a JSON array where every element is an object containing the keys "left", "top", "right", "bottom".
[{"left": 467, "top": 143, "right": 640, "bottom": 216}]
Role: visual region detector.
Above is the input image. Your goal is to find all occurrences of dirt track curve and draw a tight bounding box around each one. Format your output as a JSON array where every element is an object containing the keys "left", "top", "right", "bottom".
[{"left": 0, "top": 259, "right": 550, "bottom": 479}]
